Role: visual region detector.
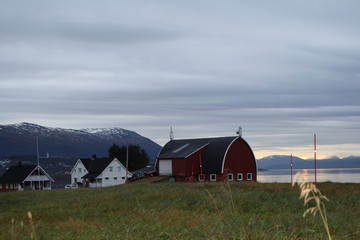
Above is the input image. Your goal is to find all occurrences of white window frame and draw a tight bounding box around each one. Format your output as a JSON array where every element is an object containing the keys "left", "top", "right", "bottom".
[
  {"left": 210, "top": 174, "right": 217, "bottom": 182},
  {"left": 247, "top": 173, "right": 252, "bottom": 180},
  {"left": 237, "top": 173, "right": 243, "bottom": 181},
  {"left": 78, "top": 168, "right": 82, "bottom": 173},
  {"left": 109, "top": 166, "right": 113, "bottom": 172},
  {"left": 228, "top": 173, "right": 234, "bottom": 181},
  {"left": 105, "top": 177, "right": 109, "bottom": 180},
  {"left": 118, "top": 166, "right": 121, "bottom": 172},
  {"left": 198, "top": 174, "right": 205, "bottom": 182}
]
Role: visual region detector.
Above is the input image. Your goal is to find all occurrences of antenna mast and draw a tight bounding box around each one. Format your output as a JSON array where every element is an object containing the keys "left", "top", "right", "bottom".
[
  {"left": 170, "top": 126, "right": 174, "bottom": 140},
  {"left": 36, "top": 137, "right": 40, "bottom": 190}
]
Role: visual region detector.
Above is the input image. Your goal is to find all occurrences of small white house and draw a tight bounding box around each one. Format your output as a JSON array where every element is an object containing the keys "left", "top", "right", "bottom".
[
  {"left": 70, "top": 155, "right": 132, "bottom": 188},
  {"left": 0, "top": 163, "right": 54, "bottom": 192}
]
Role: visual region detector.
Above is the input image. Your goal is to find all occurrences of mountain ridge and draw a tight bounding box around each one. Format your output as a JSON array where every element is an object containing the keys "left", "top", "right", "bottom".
[
  {"left": 257, "top": 155, "right": 360, "bottom": 169},
  {"left": 0, "top": 122, "right": 161, "bottom": 161}
]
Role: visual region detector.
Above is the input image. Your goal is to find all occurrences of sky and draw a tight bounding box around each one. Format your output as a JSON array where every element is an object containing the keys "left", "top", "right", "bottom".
[{"left": 1, "top": 0, "right": 360, "bottom": 159}]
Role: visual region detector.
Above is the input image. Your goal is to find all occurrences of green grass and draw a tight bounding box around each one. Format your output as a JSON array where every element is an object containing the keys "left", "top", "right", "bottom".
[{"left": 0, "top": 178, "right": 359, "bottom": 239}]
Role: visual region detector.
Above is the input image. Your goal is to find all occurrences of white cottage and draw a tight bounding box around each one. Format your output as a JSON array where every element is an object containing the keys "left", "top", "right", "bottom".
[
  {"left": 70, "top": 155, "right": 132, "bottom": 188},
  {"left": 0, "top": 163, "right": 54, "bottom": 192}
]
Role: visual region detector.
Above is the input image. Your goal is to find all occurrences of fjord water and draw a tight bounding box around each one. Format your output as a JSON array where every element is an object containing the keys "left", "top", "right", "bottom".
[{"left": 257, "top": 168, "right": 360, "bottom": 183}]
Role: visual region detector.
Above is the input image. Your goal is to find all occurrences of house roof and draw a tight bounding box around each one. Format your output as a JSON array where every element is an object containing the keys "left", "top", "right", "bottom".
[
  {"left": 79, "top": 158, "right": 114, "bottom": 179},
  {"left": 0, "top": 164, "right": 54, "bottom": 183},
  {"left": 157, "top": 136, "right": 239, "bottom": 173}
]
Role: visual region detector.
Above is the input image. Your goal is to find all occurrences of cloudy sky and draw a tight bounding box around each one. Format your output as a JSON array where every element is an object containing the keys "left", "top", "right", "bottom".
[{"left": 1, "top": 0, "right": 360, "bottom": 159}]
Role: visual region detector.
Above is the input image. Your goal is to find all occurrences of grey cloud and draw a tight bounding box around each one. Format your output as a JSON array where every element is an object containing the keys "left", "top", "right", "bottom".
[{"left": 1, "top": 0, "right": 360, "bottom": 157}]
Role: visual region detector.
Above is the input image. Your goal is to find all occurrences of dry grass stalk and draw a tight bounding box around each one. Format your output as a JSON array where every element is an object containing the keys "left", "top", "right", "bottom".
[
  {"left": 27, "top": 211, "right": 36, "bottom": 239},
  {"left": 292, "top": 173, "right": 332, "bottom": 240}
]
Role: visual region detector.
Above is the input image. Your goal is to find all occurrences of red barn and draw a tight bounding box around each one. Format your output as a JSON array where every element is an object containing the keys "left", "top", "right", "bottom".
[{"left": 156, "top": 136, "right": 257, "bottom": 182}]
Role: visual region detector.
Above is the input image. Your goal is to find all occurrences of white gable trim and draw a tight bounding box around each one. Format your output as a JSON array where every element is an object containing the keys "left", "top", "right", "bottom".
[
  {"left": 70, "top": 159, "right": 82, "bottom": 174},
  {"left": 113, "top": 158, "right": 133, "bottom": 177},
  {"left": 95, "top": 158, "right": 133, "bottom": 180},
  {"left": 184, "top": 143, "right": 209, "bottom": 159},
  {"left": 23, "top": 165, "right": 54, "bottom": 183},
  {"left": 221, "top": 137, "right": 239, "bottom": 173}
]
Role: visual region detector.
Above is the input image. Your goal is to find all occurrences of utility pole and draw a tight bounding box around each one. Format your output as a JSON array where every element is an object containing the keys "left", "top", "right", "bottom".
[
  {"left": 290, "top": 153, "right": 293, "bottom": 184},
  {"left": 314, "top": 134, "right": 317, "bottom": 184},
  {"left": 36, "top": 137, "right": 40, "bottom": 190}
]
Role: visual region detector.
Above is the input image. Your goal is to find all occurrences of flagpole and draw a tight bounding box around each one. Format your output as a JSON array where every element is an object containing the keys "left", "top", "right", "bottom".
[{"left": 36, "top": 137, "right": 40, "bottom": 190}]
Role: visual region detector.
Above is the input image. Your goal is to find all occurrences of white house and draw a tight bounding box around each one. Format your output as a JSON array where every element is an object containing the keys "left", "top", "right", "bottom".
[
  {"left": 0, "top": 163, "right": 54, "bottom": 192},
  {"left": 70, "top": 155, "right": 132, "bottom": 188}
]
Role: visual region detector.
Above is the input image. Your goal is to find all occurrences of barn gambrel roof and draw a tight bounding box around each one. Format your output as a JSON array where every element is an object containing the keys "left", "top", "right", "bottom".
[{"left": 157, "top": 136, "right": 239, "bottom": 173}]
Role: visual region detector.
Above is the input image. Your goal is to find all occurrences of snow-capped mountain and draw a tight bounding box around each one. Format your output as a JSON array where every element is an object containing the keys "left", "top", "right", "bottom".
[{"left": 0, "top": 122, "right": 161, "bottom": 161}]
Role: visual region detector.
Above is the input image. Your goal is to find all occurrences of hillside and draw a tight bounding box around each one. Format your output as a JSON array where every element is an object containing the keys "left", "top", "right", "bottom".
[
  {"left": 257, "top": 155, "right": 360, "bottom": 169},
  {"left": 0, "top": 122, "right": 161, "bottom": 161},
  {"left": 0, "top": 180, "right": 359, "bottom": 239}
]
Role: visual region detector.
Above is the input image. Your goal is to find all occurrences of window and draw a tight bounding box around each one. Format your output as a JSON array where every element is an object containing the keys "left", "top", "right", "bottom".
[
  {"left": 114, "top": 177, "right": 117, "bottom": 180},
  {"left": 105, "top": 177, "right": 109, "bottom": 180},
  {"left": 198, "top": 174, "right": 205, "bottom": 182},
  {"left": 122, "top": 177, "right": 126, "bottom": 179},
  {"left": 109, "top": 166, "right": 113, "bottom": 172},
  {"left": 228, "top": 173, "right": 234, "bottom": 181},
  {"left": 74, "top": 178, "right": 77, "bottom": 183},
  {"left": 118, "top": 166, "right": 121, "bottom": 172},
  {"left": 237, "top": 173, "right": 243, "bottom": 181},
  {"left": 74, "top": 169, "right": 76, "bottom": 173},
  {"left": 78, "top": 168, "right": 82, "bottom": 173},
  {"left": 247, "top": 173, "right": 252, "bottom": 180},
  {"left": 210, "top": 174, "right": 217, "bottom": 182}
]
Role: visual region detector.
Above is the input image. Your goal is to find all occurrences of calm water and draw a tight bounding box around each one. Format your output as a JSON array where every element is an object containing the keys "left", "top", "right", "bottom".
[{"left": 257, "top": 168, "right": 360, "bottom": 183}]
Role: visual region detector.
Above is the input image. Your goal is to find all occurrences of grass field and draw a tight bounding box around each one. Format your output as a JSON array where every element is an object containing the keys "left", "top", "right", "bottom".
[{"left": 0, "top": 178, "right": 359, "bottom": 240}]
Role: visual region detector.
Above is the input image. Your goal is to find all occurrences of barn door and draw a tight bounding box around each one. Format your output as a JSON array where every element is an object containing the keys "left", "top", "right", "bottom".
[{"left": 159, "top": 160, "right": 173, "bottom": 176}]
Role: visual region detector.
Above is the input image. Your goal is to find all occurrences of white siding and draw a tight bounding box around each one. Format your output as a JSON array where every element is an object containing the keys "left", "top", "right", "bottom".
[
  {"left": 71, "top": 160, "right": 87, "bottom": 185},
  {"left": 159, "top": 160, "right": 173, "bottom": 176},
  {"left": 98, "top": 159, "right": 128, "bottom": 187}
]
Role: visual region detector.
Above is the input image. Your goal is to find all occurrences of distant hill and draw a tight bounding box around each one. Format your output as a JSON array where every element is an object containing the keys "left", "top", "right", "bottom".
[
  {"left": 257, "top": 155, "right": 360, "bottom": 169},
  {"left": 0, "top": 122, "right": 162, "bottom": 162}
]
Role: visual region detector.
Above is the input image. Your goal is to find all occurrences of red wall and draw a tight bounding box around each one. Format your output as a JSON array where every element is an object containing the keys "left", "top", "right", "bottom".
[
  {"left": 172, "top": 147, "right": 206, "bottom": 177},
  {"left": 223, "top": 138, "right": 257, "bottom": 181}
]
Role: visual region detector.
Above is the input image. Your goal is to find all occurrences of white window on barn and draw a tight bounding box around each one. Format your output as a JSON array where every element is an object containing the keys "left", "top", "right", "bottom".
[
  {"left": 109, "top": 166, "right": 113, "bottom": 172},
  {"left": 247, "top": 173, "right": 252, "bottom": 180},
  {"left": 105, "top": 177, "right": 109, "bottom": 180},
  {"left": 118, "top": 166, "right": 121, "bottom": 172},
  {"left": 237, "top": 173, "right": 243, "bottom": 181},
  {"left": 78, "top": 168, "right": 82, "bottom": 173},
  {"left": 114, "top": 177, "right": 117, "bottom": 181},
  {"left": 228, "top": 173, "right": 234, "bottom": 181},
  {"left": 210, "top": 174, "right": 216, "bottom": 181},
  {"left": 198, "top": 174, "right": 205, "bottom": 182}
]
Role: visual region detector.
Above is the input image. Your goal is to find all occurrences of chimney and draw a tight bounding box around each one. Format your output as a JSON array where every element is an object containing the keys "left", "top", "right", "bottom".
[{"left": 91, "top": 154, "right": 96, "bottom": 160}]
